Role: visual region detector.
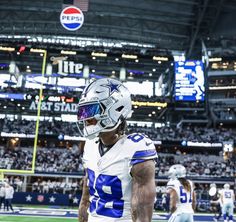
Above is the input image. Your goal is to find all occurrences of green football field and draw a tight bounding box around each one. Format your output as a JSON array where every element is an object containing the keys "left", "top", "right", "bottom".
[
  {"left": 1, "top": 209, "right": 230, "bottom": 222},
  {"left": 0, "top": 215, "right": 163, "bottom": 222},
  {"left": 0, "top": 215, "right": 78, "bottom": 222},
  {"left": 0, "top": 215, "right": 166, "bottom": 222}
]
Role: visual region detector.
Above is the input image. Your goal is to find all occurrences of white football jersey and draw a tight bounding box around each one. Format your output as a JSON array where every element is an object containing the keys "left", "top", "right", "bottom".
[
  {"left": 82, "top": 133, "right": 157, "bottom": 222},
  {"left": 4, "top": 186, "right": 14, "bottom": 199},
  {"left": 220, "top": 189, "right": 234, "bottom": 204},
  {"left": 167, "top": 178, "right": 194, "bottom": 214}
]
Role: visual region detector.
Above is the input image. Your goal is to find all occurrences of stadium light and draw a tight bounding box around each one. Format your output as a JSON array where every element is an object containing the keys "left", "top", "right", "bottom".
[
  {"left": 121, "top": 54, "right": 138, "bottom": 59},
  {"left": 46, "top": 63, "right": 53, "bottom": 75},
  {"left": 209, "top": 57, "right": 222, "bottom": 62},
  {"left": 83, "top": 65, "right": 89, "bottom": 78},
  {"left": 61, "top": 50, "right": 76, "bottom": 55},
  {"left": 30, "top": 48, "right": 46, "bottom": 53},
  {"left": 119, "top": 67, "right": 126, "bottom": 81},
  {"left": 0, "top": 46, "right": 15, "bottom": 52},
  {"left": 153, "top": 56, "right": 168, "bottom": 61},
  {"left": 91, "top": 52, "right": 107, "bottom": 57}
]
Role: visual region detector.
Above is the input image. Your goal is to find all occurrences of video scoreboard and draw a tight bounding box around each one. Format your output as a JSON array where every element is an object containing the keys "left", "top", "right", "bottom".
[{"left": 175, "top": 60, "right": 205, "bottom": 102}]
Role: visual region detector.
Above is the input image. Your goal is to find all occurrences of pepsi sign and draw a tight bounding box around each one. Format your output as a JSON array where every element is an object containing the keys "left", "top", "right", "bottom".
[{"left": 60, "top": 6, "right": 84, "bottom": 31}]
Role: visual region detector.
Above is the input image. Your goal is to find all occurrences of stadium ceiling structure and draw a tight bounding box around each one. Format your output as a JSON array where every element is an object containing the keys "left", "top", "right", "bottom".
[{"left": 0, "top": 0, "right": 236, "bottom": 81}]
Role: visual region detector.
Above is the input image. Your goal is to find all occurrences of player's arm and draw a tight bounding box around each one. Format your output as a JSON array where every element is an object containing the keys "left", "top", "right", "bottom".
[
  {"left": 167, "top": 188, "right": 178, "bottom": 214},
  {"left": 192, "top": 190, "right": 196, "bottom": 211},
  {"left": 78, "top": 171, "right": 90, "bottom": 222},
  {"left": 192, "top": 182, "right": 196, "bottom": 211},
  {"left": 220, "top": 191, "right": 224, "bottom": 205},
  {"left": 131, "top": 159, "right": 156, "bottom": 222},
  {"left": 78, "top": 141, "right": 86, "bottom": 155},
  {"left": 78, "top": 140, "right": 89, "bottom": 222}
]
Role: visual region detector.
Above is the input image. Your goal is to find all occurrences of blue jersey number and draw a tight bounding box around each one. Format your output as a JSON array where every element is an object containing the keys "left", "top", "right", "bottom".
[
  {"left": 225, "top": 192, "right": 231, "bottom": 198},
  {"left": 87, "top": 169, "right": 124, "bottom": 218},
  {"left": 127, "top": 133, "right": 145, "bottom": 142},
  {"left": 180, "top": 186, "right": 192, "bottom": 203}
]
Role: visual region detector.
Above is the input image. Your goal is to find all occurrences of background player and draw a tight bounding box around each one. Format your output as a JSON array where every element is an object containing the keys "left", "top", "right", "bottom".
[
  {"left": 77, "top": 78, "right": 157, "bottom": 222},
  {"left": 0, "top": 182, "right": 5, "bottom": 211},
  {"left": 209, "top": 183, "right": 222, "bottom": 222},
  {"left": 219, "top": 183, "right": 235, "bottom": 222},
  {"left": 166, "top": 164, "right": 196, "bottom": 222},
  {"left": 4, "top": 183, "right": 14, "bottom": 212}
]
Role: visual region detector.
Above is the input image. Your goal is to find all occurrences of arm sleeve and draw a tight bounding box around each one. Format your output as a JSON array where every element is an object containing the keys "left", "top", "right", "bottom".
[
  {"left": 167, "top": 180, "right": 176, "bottom": 191},
  {"left": 129, "top": 136, "right": 157, "bottom": 166}
]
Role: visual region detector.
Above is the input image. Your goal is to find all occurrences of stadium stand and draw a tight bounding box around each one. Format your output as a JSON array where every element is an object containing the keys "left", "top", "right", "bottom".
[{"left": 0, "top": 1, "right": 236, "bottom": 220}]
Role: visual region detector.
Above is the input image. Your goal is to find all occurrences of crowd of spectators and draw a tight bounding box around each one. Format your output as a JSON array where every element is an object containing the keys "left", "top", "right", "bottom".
[
  {"left": 2, "top": 176, "right": 82, "bottom": 194},
  {"left": 1, "top": 118, "right": 236, "bottom": 143},
  {"left": 1, "top": 148, "right": 234, "bottom": 214},
  {"left": 35, "top": 148, "right": 83, "bottom": 173},
  {"left": 2, "top": 176, "right": 24, "bottom": 192},
  {"left": 31, "top": 178, "right": 82, "bottom": 194},
  {"left": 157, "top": 153, "right": 235, "bottom": 178},
  {"left": 0, "top": 147, "right": 83, "bottom": 172},
  {"left": 0, "top": 146, "right": 235, "bottom": 178},
  {"left": 128, "top": 124, "right": 236, "bottom": 143},
  {"left": 1, "top": 118, "right": 80, "bottom": 137},
  {"left": 0, "top": 148, "right": 32, "bottom": 170},
  {"left": 1, "top": 87, "right": 235, "bottom": 213}
]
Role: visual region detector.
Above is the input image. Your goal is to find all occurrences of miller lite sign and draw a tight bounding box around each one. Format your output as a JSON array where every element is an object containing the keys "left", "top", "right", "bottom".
[
  {"left": 58, "top": 60, "right": 83, "bottom": 76},
  {"left": 60, "top": 6, "right": 84, "bottom": 31}
]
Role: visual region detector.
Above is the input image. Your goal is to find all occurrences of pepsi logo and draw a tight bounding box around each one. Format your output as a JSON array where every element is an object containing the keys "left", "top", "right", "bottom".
[{"left": 60, "top": 6, "right": 84, "bottom": 31}]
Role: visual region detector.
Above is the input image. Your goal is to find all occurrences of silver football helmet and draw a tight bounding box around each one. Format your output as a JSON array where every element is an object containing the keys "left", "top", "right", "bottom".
[
  {"left": 77, "top": 78, "right": 133, "bottom": 139},
  {"left": 224, "top": 183, "right": 230, "bottom": 189},
  {"left": 168, "top": 164, "right": 186, "bottom": 179}
]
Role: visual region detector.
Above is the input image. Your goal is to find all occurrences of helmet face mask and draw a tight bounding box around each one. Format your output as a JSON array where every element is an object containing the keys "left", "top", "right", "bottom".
[
  {"left": 168, "top": 164, "right": 186, "bottom": 179},
  {"left": 77, "top": 78, "right": 132, "bottom": 139}
]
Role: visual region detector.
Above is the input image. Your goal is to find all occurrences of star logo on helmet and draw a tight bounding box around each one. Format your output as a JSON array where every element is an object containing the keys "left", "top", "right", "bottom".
[{"left": 102, "top": 81, "right": 120, "bottom": 94}]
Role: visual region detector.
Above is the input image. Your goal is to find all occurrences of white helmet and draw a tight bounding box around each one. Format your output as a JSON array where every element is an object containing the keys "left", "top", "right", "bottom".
[
  {"left": 210, "top": 183, "right": 216, "bottom": 188},
  {"left": 224, "top": 183, "right": 230, "bottom": 189},
  {"left": 168, "top": 164, "right": 186, "bottom": 179},
  {"left": 209, "top": 183, "right": 217, "bottom": 196},
  {"left": 77, "top": 78, "right": 133, "bottom": 139}
]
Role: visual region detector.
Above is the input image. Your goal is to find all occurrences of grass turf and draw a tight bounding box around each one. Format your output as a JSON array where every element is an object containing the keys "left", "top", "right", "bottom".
[
  {"left": 0, "top": 215, "right": 77, "bottom": 222},
  {"left": 0, "top": 216, "right": 167, "bottom": 222}
]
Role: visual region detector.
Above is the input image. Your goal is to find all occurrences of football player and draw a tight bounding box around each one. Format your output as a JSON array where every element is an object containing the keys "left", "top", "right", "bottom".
[
  {"left": 166, "top": 164, "right": 196, "bottom": 222},
  {"left": 77, "top": 78, "right": 157, "bottom": 222},
  {"left": 209, "top": 183, "right": 222, "bottom": 222},
  {"left": 219, "top": 183, "right": 235, "bottom": 222}
]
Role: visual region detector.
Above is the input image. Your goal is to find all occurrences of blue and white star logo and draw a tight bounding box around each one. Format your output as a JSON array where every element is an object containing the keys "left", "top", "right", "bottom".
[
  {"left": 73, "top": 197, "right": 79, "bottom": 204},
  {"left": 49, "top": 196, "right": 56, "bottom": 203},
  {"left": 102, "top": 80, "right": 120, "bottom": 95},
  {"left": 26, "top": 195, "right": 32, "bottom": 202}
]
